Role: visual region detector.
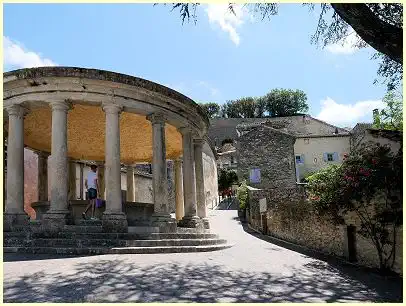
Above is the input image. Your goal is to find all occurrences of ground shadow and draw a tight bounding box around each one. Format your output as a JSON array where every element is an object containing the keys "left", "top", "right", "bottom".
[
  {"left": 237, "top": 219, "right": 402, "bottom": 302},
  {"left": 216, "top": 197, "right": 238, "bottom": 210},
  {"left": 3, "top": 258, "right": 401, "bottom": 302},
  {"left": 3, "top": 253, "right": 96, "bottom": 262}
]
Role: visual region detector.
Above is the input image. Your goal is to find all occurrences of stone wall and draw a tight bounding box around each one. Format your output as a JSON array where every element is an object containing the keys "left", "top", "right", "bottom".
[
  {"left": 133, "top": 173, "right": 153, "bottom": 204},
  {"left": 237, "top": 125, "right": 300, "bottom": 208},
  {"left": 203, "top": 151, "right": 219, "bottom": 209},
  {"left": 246, "top": 192, "right": 403, "bottom": 274},
  {"left": 24, "top": 149, "right": 37, "bottom": 219}
]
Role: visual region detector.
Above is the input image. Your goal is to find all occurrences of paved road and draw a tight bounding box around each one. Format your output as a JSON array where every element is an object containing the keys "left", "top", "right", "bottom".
[{"left": 3, "top": 209, "right": 402, "bottom": 302}]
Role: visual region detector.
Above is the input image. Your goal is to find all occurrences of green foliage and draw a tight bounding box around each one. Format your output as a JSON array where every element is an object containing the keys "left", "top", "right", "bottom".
[
  {"left": 264, "top": 88, "right": 309, "bottom": 117},
  {"left": 198, "top": 102, "right": 220, "bottom": 119},
  {"left": 237, "top": 181, "right": 249, "bottom": 210},
  {"left": 218, "top": 88, "right": 309, "bottom": 118},
  {"left": 221, "top": 138, "right": 234, "bottom": 146},
  {"left": 307, "top": 143, "right": 403, "bottom": 271},
  {"left": 218, "top": 169, "right": 238, "bottom": 192},
  {"left": 372, "top": 91, "right": 403, "bottom": 131}
]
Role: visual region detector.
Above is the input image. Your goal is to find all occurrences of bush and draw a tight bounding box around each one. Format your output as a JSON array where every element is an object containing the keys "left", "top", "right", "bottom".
[
  {"left": 237, "top": 181, "right": 249, "bottom": 210},
  {"left": 307, "top": 142, "right": 403, "bottom": 272}
]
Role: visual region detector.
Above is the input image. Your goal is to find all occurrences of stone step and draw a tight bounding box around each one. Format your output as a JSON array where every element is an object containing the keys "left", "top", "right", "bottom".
[
  {"left": 4, "top": 238, "right": 228, "bottom": 248},
  {"left": 128, "top": 226, "right": 159, "bottom": 234},
  {"left": 63, "top": 225, "right": 103, "bottom": 233},
  {"left": 176, "top": 227, "right": 211, "bottom": 234},
  {"left": 29, "top": 232, "right": 219, "bottom": 240},
  {"left": 77, "top": 219, "right": 102, "bottom": 226},
  {"left": 4, "top": 243, "right": 234, "bottom": 255}
]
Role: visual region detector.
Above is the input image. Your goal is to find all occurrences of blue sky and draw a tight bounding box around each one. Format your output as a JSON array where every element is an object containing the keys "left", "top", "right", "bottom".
[{"left": 4, "top": 3, "right": 388, "bottom": 127}]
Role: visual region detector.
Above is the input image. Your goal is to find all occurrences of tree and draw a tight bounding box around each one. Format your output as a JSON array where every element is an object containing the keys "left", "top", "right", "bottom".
[
  {"left": 218, "top": 169, "right": 238, "bottom": 192},
  {"left": 373, "top": 91, "right": 403, "bottom": 131},
  {"left": 166, "top": 3, "right": 403, "bottom": 90},
  {"left": 199, "top": 102, "right": 220, "bottom": 119},
  {"left": 307, "top": 143, "right": 403, "bottom": 273},
  {"left": 255, "top": 96, "right": 267, "bottom": 118},
  {"left": 264, "top": 89, "right": 309, "bottom": 117}
]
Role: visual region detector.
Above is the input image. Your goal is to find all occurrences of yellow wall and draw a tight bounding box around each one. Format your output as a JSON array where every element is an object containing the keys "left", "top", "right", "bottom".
[{"left": 294, "top": 136, "right": 350, "bottom": 178}]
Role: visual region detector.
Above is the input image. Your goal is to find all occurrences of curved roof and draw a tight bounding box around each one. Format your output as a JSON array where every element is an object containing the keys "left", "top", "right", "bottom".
[{"left": 4, "top": 67, "right": 210, "bottom": 164}]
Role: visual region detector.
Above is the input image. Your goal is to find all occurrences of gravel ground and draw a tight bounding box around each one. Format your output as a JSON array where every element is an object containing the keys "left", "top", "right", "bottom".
[{"left": 3, "top": 207, "right": 402, "bottom": 302}]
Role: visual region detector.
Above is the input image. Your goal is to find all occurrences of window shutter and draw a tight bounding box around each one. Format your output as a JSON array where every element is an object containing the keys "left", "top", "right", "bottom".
[
  {"left": 323, "top": 153, "right": 328, "bottom": 161},
  {"left": 300, "top": 154, "right": 305, "bottom": 164},
  {"left": 333, "top": 152, "right": 339, "bottom": 161}
]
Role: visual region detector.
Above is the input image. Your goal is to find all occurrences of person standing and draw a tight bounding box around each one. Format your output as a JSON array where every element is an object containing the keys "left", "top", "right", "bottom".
[{"left": 82, "top": 164, "right": 99, "bottom": 220}]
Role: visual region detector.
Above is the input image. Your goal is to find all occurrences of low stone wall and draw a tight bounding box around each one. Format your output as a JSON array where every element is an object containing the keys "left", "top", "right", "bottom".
[
  {"left": 246, "top": 188, "right": 402, "bottom": 275},
  {"left": 32, "top": 200, "right": 154, "bottom": 226}
]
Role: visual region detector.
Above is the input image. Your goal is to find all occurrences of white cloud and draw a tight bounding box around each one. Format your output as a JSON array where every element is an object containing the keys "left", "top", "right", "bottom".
[
  {"left": 316, "top": 97, "right": 386, "bottom": 127},
  {"left": 205, "top": 4, "right": 247, "bottom": 46},
  {"left": 4, "top": 36, "right": 57, "bottom": 69},
  {"left": 325, "top": 32, "right": 359, "bottom": 54},
  {"left": 198, "top": 81, "right": 219, "bottom": 97}
]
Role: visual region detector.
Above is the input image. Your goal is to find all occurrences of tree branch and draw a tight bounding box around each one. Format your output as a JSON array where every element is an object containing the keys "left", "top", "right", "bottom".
[{"left": 331, "top": 3, "right": 402, "bottom": 64}]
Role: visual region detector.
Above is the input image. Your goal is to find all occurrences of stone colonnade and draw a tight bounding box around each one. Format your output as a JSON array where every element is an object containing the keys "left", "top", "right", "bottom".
[{"left": 4, "top": 101, "right": 208, "bottom": 232}]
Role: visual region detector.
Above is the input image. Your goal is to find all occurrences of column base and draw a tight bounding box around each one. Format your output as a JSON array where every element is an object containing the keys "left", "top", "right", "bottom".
[
  {"left": 102, "top": 212, "right": 128, "bottom": 233},
  {"left": 201, "top": 217, "right": 210, "bottom": 229},
  {"left": 178, "top": 215, "right": 204, "bottom": 230},
  {"left": 42, "top": 210, "right": 71, "bottom": 234},
  {"left": 151, "top": 213, "right": 177, "bottom": 233},
  {"left": 4, "top": 212, "right": 30, "bottom": 232}
]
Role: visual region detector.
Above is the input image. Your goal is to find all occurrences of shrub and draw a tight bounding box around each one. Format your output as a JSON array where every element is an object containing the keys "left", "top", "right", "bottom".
[
  {"left": 237, "top": 181, "right": 249, "bottom": 210},
  {"left": 307, "top": 142, "right": 402, "bottom": 272}
]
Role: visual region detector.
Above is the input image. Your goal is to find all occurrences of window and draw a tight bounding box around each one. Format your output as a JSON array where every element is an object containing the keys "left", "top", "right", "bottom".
[
  {"left": 230, "top": 156, "right": 234, "bottom": 164},
  {"left": 295, "top": 155, "right": 305, "bottom": 164},
  {"left": 304, "top": 138, "right": 310, "bottom": 144},
  {"left": 324, "top": 152, "right": 339, "bottom": 162}
]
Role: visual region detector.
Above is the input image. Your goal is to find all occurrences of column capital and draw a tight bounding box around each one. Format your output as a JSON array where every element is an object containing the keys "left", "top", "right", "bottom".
[
  {"left": 193, "top": 138, "right": 205, "bottom": 146},
  {"left": 35, "top": 151, "right": 50, "bottom": 159},
  {"left": 5, "top": 104, "right": 29, "bottom": 118},
  {"left": 102, "top": 103, "right": 123, "bottom": 114},
  {"left": 95, "top": 160, "right": 105, "bottom": 167},
  {"left": 177, "top": 126, "right": 193, "bottom": 135},
  {"left": 50, "top": 100, "right": 73, "bottom": 112},
  {"left": 147, "top": 113, "right": 166, "bottom": 125}
]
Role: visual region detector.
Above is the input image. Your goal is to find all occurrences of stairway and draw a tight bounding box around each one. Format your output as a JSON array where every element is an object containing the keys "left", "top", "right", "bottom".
[{"left": 4, "top": 220, "right": 233, "bottom": 255}]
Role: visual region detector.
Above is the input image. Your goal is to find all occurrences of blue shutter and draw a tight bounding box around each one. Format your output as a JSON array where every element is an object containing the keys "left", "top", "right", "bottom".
[
  {"left": 333, "top": 152, "right": 339, "bottom": 161},
  {"left": 323, "top": 153, "right": 328, "bottom": 162},
  {"left": 300, "top": 154, "right": 305, "bottom": 164}
]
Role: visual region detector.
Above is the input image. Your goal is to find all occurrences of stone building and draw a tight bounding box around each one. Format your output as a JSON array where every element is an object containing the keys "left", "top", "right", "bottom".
[
  {"left": 231, "top": 115, "right": 351, "bottom": 181},
  {"left": 216, "top": 142, "right": 237, "bottom": 171},
  {"left": 350, "top": 123, "right": 402, "bottom": 153}
]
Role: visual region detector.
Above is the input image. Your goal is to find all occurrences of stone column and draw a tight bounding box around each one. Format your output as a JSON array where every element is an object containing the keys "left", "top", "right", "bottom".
[
  {"left": 37, "top": 151, "right": 49, "bottom": 202},
  {"left": 79, "top": 163, "right": 84, "bottom": 200},
  {"left": 126, "top": 166, "right": 135, "bottom": 202},
  {"left": 177, "top": 127, "right": 202, "bottom": 229},
  {"left": 97, "top": 162, "right": 106, "bottom": 200},
  {"left": 174, "top": 158, "right": 184, "bottom": 221},
  {"left": 4, "top": 104, "right": 29, "bottom": 231},
  {"left": 194, "top": 138, "right": 209, "bottom": 229},
  {"left": 43, "top": 100, "right": 72, "bottom": 232},
  {"left": 68, "top": 159, "right": 77, "bottom": 200},
  {"left": 102, "top": 103, "right": 127, "bottom": 233},
  {"left": 147, "top": 113, "right": 175, "bottom": 232}
]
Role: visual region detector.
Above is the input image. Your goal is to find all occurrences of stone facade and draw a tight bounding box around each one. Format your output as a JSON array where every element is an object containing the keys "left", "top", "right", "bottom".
[
  {"left": 294, "top": 135, "right": 351, "bottom": 179},
  {"left": 237, "top": 125, "right": 297, "bottom": 191},
  {"left": 209, "top": 115, "right": 349, "bottom": 145},
  {"left": 350, "top": 124, "right": 402, "bottom": 153},
  {"left": 203, "top": 151, "right": 219, "bottom": 209}
]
